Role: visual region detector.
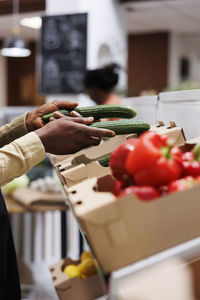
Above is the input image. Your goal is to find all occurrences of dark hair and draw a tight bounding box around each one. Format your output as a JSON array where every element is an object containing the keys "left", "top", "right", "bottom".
[{"left": 83, "top": 63, "right": 120, "bottom": 92}]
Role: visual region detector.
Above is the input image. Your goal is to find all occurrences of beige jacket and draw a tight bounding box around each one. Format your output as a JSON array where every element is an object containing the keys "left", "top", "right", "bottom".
[{"left": 0, "top": 114, "right": 45, "bottom": 186}]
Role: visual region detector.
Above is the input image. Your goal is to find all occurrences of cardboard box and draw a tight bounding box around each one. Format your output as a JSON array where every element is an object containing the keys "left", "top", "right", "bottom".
[
  {"left": 49, "top": 133, "right": 137, "bottom": 167},
  {"left": 53, "top": 133, "right": 136, "bottom": 188},
  {"left": 49, "top": 257, "right": 105, "bottom": 300},
  {"left": 50, "top": 121, "right": 184, "bottom": 170},
  {"left": 65, "top": 167, "right": 200, "bottom": 274},
  {"left": 55, "top": 122, "right": 185, "bottom": 189},
  {"left": 60, "top": 161, "right": 111, "bottom": 188},
  {"left": 151, "top": 121, "right": 185, "bottom": 146}
]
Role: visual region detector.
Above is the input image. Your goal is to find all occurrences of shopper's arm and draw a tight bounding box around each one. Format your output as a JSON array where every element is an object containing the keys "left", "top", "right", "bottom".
[
  {"left": 0, "top": 114, "right": 28, "bottom": 148},
  {"left": 0, "top": 100, "right": 78, "bottom": 148},
  {"left": 0, "top": 115, "right": 115, "bottom": 186},
  {"left": 0, "top": 132, "right": 45, "bottom": 186}
]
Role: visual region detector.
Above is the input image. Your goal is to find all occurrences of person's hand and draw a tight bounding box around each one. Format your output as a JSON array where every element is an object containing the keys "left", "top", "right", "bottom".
[
  {"left": 35, "top": 115, "right": 115, "bottom": 155},
  {"left": 26, "top": 100, "right": 78, "bottom": 132}
]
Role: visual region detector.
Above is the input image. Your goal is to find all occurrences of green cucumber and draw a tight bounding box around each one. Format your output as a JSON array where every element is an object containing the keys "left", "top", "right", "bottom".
[
  {"left": 98, "top": 155, "right": 111, "bottom": 167},
  {"left": 42, "top": 105, "right": 137, "bottom": 123},
  {"left": 42, "top": 109, "right": 71, "bottom": 122},
  {"left": 90, "top": 120, "right": 150, "bottom": 135}
]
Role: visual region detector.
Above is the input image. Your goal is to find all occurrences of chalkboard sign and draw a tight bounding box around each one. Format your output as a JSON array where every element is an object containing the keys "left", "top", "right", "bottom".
[{"left": 39, "top": 13, "right": 87, "bottom": 94}]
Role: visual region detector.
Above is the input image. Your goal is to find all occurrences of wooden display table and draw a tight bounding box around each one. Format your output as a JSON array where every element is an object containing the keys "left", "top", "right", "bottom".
[
  {"left": 4, "top": 187, "right": 68, "bottom": 213},
  {"left": 5, "top": 195, "right": 26, "bottom": 214},
  {"left": 4, "top": 190, "right": 69, "bottom": 259}
]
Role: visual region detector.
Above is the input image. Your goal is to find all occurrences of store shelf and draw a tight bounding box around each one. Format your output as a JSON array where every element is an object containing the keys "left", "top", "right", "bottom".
[{"left": 108, "top": 236, "right": 200, "bottom": 299}]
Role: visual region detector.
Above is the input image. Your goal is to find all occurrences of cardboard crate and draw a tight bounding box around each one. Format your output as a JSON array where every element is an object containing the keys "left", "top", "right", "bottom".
[
  {"left": 66, "top": 173, "right": 200, "bottom": 274},
  {"left": 49, "top": 257, "right": 105, "bottom": 300},
  {"left": 62, "top": 136, "right": 200, "bottom": 274},
  {"left": 151, "top": 121, "right": 185, "bottom": 145},
  {"left": 55, "top": 122, "right": 185, "bottom": 189},
  {"left": 53, "top": 133, "right": 136, "bottom": 188},
  {"left": 50, "top": 121, "right": 185, "bottom": 169},
  {"left": 49, "top": 133, "right": 137, "bottom": 167}
]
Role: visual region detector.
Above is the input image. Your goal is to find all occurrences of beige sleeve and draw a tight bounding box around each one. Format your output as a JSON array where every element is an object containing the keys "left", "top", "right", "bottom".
[
  {"left": 0, "top": 132, "right": 45, "bottom": 186},
  {"left": 0, "top": 113, "right": 28, "bottom": 148}
]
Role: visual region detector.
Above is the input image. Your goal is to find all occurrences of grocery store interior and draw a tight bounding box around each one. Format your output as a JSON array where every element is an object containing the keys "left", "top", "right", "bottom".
[{"left": 1, "top": 0, "right": 200, "bottom": 299}]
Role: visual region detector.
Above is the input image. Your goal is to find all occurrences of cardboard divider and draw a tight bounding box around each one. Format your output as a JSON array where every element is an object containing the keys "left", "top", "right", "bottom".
[
  {"left": 49, "top": 257, "right": 105, "bottom": 300},
  {"left": 61, "top": 161, "right": 111, "bottom": 188}
]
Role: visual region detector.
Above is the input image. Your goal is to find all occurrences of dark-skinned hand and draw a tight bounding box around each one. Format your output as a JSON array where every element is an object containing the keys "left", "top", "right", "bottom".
[
  {"left": 35, "top": 115, "right": 115, "bottom": 155},
  {"left": 26, "top": 100, "right": 78, "bottom": 131}
]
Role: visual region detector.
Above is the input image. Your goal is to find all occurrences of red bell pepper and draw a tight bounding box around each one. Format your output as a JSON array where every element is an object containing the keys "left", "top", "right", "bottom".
[
  {"left": 110, "top": 138, "right": 138, "bottom": 184},
  {"left": 158, "top": 185, "right": 169, "bottom": 196},
  {"left": 118, "top": 185, "right": 160, "bottom": 201},
  {"left": 113, "top": 180, "right": 125, "bottom": 196},
  {"left": 182, "top": 144, "right": 200, "bottom": 177},
  {"left": 126, "top": 131, "right": 182, "bottom": 186},
  {"left": 168, "top": 176, "right": 198, "bottom": 193}
]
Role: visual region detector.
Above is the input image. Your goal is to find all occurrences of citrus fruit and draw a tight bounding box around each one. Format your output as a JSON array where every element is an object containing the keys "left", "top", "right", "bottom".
[
  {"left": 63, "top": 264, "right": 81, "bottom": 278},
  {"left": 78, "top": 258, "right": 97, "bottom": 277},
  {"left": 80, "top": 251, "right": 93, "bottom": 262}
]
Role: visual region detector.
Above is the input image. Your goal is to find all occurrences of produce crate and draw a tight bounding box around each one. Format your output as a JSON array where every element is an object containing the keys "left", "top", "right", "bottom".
[
  {"left": 59, "top": 161, "right": 111, "bottom": 188},
  {"left": 62, "top": 135, "right": 200, "bottom": 274},
  {"left": 49, "top": 257, "right": 105, "bottom": 300},
  {"left": 52, "top": 133, "right": 136, "bottom": 188},
  {"left": 49, "top": 133, "right": 137, "bottom": 166},
  {"left": 151, "top": 121, "right": 185, "bottom": 145},
  {"left": 65, "top": 172, "right": 200, "bottom": 274},
  {"left": 50, "top": 121, "right": 184, "bottom": 168},
  {"left": 53, "top": 122, "right": 185, "bottom": 189}
]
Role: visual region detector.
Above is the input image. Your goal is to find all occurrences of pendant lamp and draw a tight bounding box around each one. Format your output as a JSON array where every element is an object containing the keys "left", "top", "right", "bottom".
[{"left": 1, "top": 0, "right": 31, "bottom": 57}]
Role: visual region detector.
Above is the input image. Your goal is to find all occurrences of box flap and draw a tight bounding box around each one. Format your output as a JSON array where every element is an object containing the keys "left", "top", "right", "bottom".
[
  {"left": 151, "top": 121, "right": 186, "bottom": 145},
  {"left": 53, "top": 133, "right": 137, "bottom": 169},
  {"left": 67, "top": 178, "right": 117, "bottom": 225},
  {"left": 62, "top": 162, "right": 111, "bottom": 187},
  {"left": 49, "top": 257, "right": 80, "bottom": 288}
]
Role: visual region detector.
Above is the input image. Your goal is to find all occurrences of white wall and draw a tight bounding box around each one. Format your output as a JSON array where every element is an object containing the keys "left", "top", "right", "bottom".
[
  {"left": 46, "top": 0, "right": 80, "bottom": 15},
  {"left": 0, "top": 55, "right": 7, "bottom": 107},
  {"left": 45, "top": 0, "right": 127, "bottom": 101},
  {"left": 79, "top": 0, "right": 127, "bottom": 91},
  {"left": 168, "top": 32, "right": 181, "bottom": 88},
  {"left": 168, "top": 32, "right": 200, "bottom": 88}
]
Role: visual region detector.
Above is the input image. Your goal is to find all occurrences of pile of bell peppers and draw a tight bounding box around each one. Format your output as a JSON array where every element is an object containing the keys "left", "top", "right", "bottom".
[{"left": 110, "top": 131, "right": 200, "bottom": 201}]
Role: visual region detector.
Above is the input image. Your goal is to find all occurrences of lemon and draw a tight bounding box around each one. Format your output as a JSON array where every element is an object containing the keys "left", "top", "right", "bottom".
[
  {"left": 80, "top": 251, "right": 93, "bottom": 262},
  {"left": 93, "top": 258, "right": 99, "bottom": 270},
  {"left": 78, "top": 258, "right": 97, "bottom": 277},
  {"left": 63, "top": 264, "right": 81, "bottom": 278}
]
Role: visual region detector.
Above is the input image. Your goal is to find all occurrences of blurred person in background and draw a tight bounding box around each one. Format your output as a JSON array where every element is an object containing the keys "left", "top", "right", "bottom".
[
  {"left": 83, "top": 63, "right": 121, "bottom": 106},
  {"left": 0, "top": 100, "right": 114, "bottom": 300}
]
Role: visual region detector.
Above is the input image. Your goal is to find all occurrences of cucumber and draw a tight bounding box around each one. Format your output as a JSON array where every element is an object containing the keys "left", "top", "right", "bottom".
[
  {"left": 42, "top": 109, "right": 71, "bottom": 122},
  {"left": 90, "top": 120, "right": 150, "bottom": 135},
  {"left": 42, "top": 105, "right": 137, "bottom": 123},
  {"left": 98, "top": 155, "right": 110, "bottom": 167}
]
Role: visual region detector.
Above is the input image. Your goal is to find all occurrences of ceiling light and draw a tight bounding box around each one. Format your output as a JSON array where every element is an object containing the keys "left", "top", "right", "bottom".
[
  {"left": 1, "top": 34, "right": 31, "bottom": 57},
  {"left": 20, "top": 17, "right": 42, "bottom": 29},
  {"left": 1, "top": 0, "right": 31, "bottom": 58}
]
